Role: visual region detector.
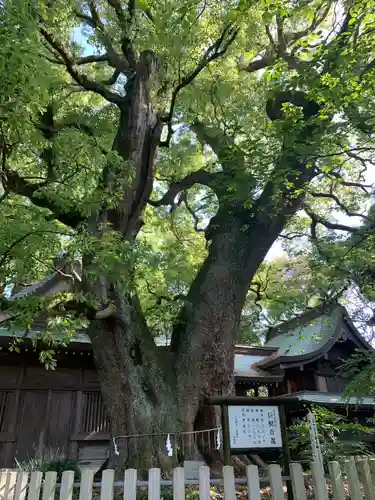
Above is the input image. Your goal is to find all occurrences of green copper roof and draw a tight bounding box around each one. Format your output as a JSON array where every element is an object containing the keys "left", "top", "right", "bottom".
[{"left": 264, "top": 307, "right": 342, "bottom": 357}]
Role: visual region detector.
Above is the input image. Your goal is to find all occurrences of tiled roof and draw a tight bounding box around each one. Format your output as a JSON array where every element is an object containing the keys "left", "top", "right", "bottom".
[
  {"left": 264, "top": 307, "right": 341, "bottom": 356},
  {"left": 10, "top": 272, "right": 59, "bottom": 300},
  {"left": 258, "top": 305, "right": 373, "bottom": 369},
  {"left": 234, "top": 354, "right": 272, "bottom": 378}
]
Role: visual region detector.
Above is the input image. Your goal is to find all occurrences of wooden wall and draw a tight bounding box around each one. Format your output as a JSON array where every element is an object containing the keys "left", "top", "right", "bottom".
[
  {"left": 0, "top": 350, "right": 109, "bottom": 468},
  {"left": 0, "top": 336, "right": 359, "bottom": 468}
]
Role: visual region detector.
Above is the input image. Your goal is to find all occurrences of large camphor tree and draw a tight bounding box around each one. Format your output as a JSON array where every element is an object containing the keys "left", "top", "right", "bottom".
[{"left": 1, "top": 0, "right": 375, "bottom": 469}]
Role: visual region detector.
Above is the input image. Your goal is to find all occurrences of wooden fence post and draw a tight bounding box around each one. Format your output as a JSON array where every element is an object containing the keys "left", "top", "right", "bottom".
[
  {"left": 4, "top": 471, "right": 17, "bottom": 500},
  {"left": 198, "top": 466, "right": 210, "bottom": 500},
  {"left": 279, "top": 406, "right": 294, "bottom": 500},
  {"left": 246, "top": 465, "right": 261, "bottom": 500},
  {"left": 173, "top": 467, "right": 185, "bottom": 500},
  {"left": 221, "top": 405, "right": 231, "bottom": 466},
  {"left": 100, "top": 469, "right": 115, "bottom": 500},
  {"left": 369, "top": 458, "right": 375, "bottom": 485},
  {"left": 60, "top": 471, "right": 75, "bottom": 500},
  {"left": 148, "top": 468, "right": 161, "bottom": 500},
  {"left": 290, "top": 463, "right": 307, "bottom": 500},
  {"left": 79, "top": 469, "right": 93, "bottom": 500},
  {"left": 0, "top": 470, "right": 8, "bottom": 500},
  {"left": 28, "top": 471, "right": 43, "bottom": 500},
  {"left": 124, "top": 469, "right": 137, "bottom": 500},
  {"left": 327, "top": 461, "right": 346, "bottom": 500},
  {"left": 268, "top": 464, "right": 283, "bottom": 500},
  {"left": 42, "top": 471, "right": 57, "bottom": 500},
  {"left": 344, "top": 459, "right": 362, "bottom": 500},
  {"left": 356, "top": 459, "right": 375, "bottom": 500},
  {"left": 14, "top": 472, "right": 28, "bottom": 500},
  {"left": 223, "top": 466, "right": 236, "bottom": 500},
  {"left": 311, "top": 461, "right": 328, "bottom": 500}
]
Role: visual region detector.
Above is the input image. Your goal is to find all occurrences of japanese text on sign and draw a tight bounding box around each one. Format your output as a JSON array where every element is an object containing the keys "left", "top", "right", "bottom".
[{"left": 228, "top": 405, "right": 282, "bottom": 449}]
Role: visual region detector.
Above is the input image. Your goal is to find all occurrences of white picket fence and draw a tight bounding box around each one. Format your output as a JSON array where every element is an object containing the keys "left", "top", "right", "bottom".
[{"left": 1, "top": 457, "right": 375, "bottom": 500}]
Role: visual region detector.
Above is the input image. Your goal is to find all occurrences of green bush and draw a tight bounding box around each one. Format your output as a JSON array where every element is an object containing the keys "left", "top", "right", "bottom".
[
  {"left": 288, "top": 405, "right": 374, "bottom": 468},
  {"left": 135, "top": 486, "right": 174, "bottom": 500},
  {"left": 15, "top": 455, "right": 81, "bottom": 482},
  {"left": 106, "top": 486, "right": 202, "bottom": 500}
]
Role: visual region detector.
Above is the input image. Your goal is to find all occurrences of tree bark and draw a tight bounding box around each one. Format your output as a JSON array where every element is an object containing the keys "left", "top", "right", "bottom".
[
  {"left": 84, "top": 74, "right": 320, "bottom": 472},
  {"left": 88, "top": 293, "right": 180, "bottom": 474},
  {"left": 83, "top": 51, "right": 180, "bottom": 473},
  {"left": 172, "top": 150, "right": 315, "bottom": 431}
]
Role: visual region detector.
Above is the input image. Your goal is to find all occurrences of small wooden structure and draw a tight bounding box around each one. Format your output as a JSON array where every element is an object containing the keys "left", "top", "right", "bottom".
[
  {"left": 205, "top": 396, "right": 299, "bottom": 500},
  {"left": 0, "top": 333, "right": 108, "bottom": 471}
]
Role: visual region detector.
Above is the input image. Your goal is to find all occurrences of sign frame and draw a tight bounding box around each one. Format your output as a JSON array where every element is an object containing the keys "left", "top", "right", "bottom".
[
  {"left": 205, "top": 396, "right": 300, "bottom": 500},
  {"left": 228, "top": 404, "right": 283, "bottom": 450}
]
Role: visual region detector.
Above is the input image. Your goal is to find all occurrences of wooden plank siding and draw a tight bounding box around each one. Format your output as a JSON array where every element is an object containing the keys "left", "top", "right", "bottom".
[{"left": 0, "top": 353, "right": 110, "bottom": 468}]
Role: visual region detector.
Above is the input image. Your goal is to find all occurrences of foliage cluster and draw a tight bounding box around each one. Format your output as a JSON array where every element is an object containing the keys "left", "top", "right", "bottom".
[
  {"left": 1, "top": 0, "right": 375, "bottom": 350},
  {"left": 16, "top": 455, "right": 81, "bottom": 482},
  {"left": 288, "top": 406, "right": 374, "bottom": 468}
]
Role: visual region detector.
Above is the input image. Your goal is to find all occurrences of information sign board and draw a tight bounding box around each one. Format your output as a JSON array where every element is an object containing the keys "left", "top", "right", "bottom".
[{"left": 228, "top": 405, "right": 282, "bottom": 448}]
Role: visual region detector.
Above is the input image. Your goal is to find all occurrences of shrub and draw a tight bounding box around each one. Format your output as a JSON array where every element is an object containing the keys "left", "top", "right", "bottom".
[
  {"left": 15, "top": 453, "right": 81, "bottom": 482},
  {"left": 288, "top": 405, "right": 374, "bottom": 468}
]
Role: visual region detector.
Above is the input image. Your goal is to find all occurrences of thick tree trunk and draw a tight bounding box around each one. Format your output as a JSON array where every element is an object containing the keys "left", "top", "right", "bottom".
[
  {"left": 84, "top": 70, "right": 319, "bottom": 473},
  {"left": 88, "top": 294, "right": 181, "bottom": 474},
  {"left": 172, "top": 156, "right": 314, "bottom": 433},
  {"left": 84, "top": 51, "right": 181, "bottom": 473},
  {"left": 88, "top": 177, "right": 311, "bottom": 472}
]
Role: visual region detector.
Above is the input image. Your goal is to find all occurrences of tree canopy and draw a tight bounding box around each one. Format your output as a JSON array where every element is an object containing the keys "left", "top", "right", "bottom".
[{"left": 1, "top": 0, "right": 375, "bottom": 468}]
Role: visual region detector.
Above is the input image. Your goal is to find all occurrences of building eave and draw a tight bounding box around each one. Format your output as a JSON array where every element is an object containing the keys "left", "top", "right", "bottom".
[
  {"left": 278, "top": 390, "right": 375, "bottom": 408},
  {"left": 234, "top": 345, "right": 279, "bottom": 356},
  {"left": 234, "top": 373, "right": 284, "bottom": 384},
  {"left": 342, "top": 313, "right": 375, "bottom": 352},
  {"left": 0, "top": 329, "right": 279, "bottom": 382}
]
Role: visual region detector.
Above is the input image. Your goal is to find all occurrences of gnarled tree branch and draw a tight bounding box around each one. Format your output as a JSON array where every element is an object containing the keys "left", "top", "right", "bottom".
[
  {"left": 309, "top": 191, "right": 370, "bottom": 219},
  {"left": 304, "top": 205, "right": 358, "bottom": 235},
  {"left": 316, "top": 167, "right": 373, "bottom": 194},
  {"left": 3, "top": 169, "right": 84, "bottom": 228},
  {"left": 180, "top": 192, "right": 204, "bottom": 233},
  {"left": 105, "top": 0, "right": 137, "bottom": 68},
  {"left": 40, "top": 29, "right": 123, "bottom": 104},
  {"left": 279, "top": 231, "right": 308, "bottom": 240},
  {"left": 143, "top": 278, "right": 186, "bottom": 304},
  {"left": 240, "top": 1, "right": 333, "bottom": 74},
  {"left": 101, "top": 69, "right": 120, "bottom": 86},
  {"left": 74, "top": 5, "right": 129, "bottom": 71},
  {"left": 190, "top": 120, "right": 245, "bottom": 172},
  {"left": 149, "top": 169, "right": 217, "bottom": 207},
  {"left": 107, "top": 0, "right": 128, "bottom": 25},
  {"left": 76, "top": 54, "right": 110, "bottom": 65},
  {"left": 190, "top": 120, "right": 224, "bottom": 157},
  {"left": 74, "top": 9, "right": 96, "bottom": 28},
  {"left": 45, "top": 53, "right": 110, "bottom": 66},
  {"left": 290, "top": 1, "right": 333, "bottom": 43},
  {"left": 160, "top": 24, "right": 238, "bottom": 147},
  {"left": 0, "top": 230, "right": 71, "bottom": 268}
]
